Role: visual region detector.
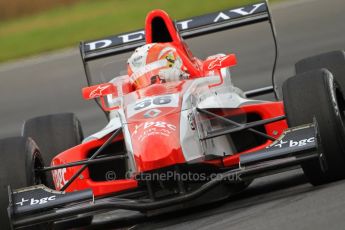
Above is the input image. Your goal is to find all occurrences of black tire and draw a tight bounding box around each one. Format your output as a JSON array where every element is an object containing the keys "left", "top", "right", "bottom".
[
  {"left": 0, "top": 137, "right": 45, "bottom": 230},
  {"left": 283, "top": 69, "right": 345, "bottom": 185},
  {"left": 295, "top": 50, "right": 345, "bottom": 92},
  {"left": 22, "top": 113, "right": 84, "bottom": 188}
]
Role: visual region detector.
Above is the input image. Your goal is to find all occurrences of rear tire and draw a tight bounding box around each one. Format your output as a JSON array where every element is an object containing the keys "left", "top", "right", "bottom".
[
  {"left": 283, "top": 69, "right": 345, "bottom": 185},
  {"left": 0, "top": 137, "right": 44, "bottom": 230},
  {"left": 295, "top": 50, "right": 345, "bottom": 92},
  {"left": 22, "top": 113, "right": 84, "bottom": 188}
]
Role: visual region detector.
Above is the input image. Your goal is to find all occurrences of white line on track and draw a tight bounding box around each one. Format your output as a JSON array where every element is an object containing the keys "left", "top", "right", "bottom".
[{"left": 272, "top": 0, "right": 319, "bottom": 10}]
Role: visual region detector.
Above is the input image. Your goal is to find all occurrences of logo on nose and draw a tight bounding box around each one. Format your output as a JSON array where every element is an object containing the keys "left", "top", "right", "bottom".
[{"left": 144, "top": 109, "right": 161, "bottom": 118}]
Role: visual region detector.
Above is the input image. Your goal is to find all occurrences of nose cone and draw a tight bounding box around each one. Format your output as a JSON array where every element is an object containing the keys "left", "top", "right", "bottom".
[
  {"left": 138, "top": 134, "right": 182, "bottom": 170},
  {"left": 128, "top": 112, "right": 185, "bottom": 172}
]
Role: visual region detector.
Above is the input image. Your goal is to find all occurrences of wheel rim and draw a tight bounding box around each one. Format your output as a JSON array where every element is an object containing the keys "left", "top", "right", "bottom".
[
  {"left": 32, "top": 151, "right": 46, "bottom": 185},
  {"left": 331, "top": 82, "right": 345, "bottom": 159},
  {"left": 335, "top": 87, "right": 345, "bottom": 125}
]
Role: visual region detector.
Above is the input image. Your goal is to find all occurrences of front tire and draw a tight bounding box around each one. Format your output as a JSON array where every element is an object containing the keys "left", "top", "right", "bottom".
[
  {"left": 22, "top": 113, "right": 84, "bottom": 188},
  {"left": 0, "top": 137, "right": 44, "bottom": 230},
  {"left": 283, "top": 69, "right": 345, "bottom": 185}
]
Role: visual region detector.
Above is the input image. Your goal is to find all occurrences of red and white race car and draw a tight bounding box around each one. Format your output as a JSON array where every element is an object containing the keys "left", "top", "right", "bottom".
[{"left": 2, "top": 1, "right": 345, "bottom": 229}]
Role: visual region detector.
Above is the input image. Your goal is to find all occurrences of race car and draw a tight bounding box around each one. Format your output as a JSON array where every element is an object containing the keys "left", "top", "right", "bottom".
[{"left": 2, "top": 1, "right": 345, "bottom": 229}]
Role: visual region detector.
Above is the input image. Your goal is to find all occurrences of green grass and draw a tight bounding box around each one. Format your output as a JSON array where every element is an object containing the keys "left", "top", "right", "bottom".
[{"left": 0, "top": 0, "right": 279, "bottom": 62}]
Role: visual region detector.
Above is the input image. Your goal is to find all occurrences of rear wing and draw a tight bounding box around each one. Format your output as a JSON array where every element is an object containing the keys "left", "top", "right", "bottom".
[{"left": 80, "top": 1, "right": 273, "bottom": 62}]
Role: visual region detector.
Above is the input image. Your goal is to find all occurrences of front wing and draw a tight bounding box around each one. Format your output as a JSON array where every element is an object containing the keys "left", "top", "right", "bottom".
[{"left": 8, "top": 122, "right": 321, "bottom": 229}]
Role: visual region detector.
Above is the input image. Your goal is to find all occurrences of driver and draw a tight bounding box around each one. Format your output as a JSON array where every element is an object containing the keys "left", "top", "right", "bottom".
[{"left": 127, "top": 43, "right": 189, "bottom": 89}]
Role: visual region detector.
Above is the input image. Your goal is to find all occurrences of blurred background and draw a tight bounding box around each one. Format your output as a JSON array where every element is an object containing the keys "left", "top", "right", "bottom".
[
  {"left": 0, "top": 0, "right": 82, "bottom": 20},
  {"left": 0, "top": 0, "right": 277, "bottom": 62}
]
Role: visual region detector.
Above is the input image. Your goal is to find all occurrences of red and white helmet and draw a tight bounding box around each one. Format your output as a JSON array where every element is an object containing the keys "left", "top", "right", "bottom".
[{"left": 127, "top": 43, "right": 188, "bottom": 89}]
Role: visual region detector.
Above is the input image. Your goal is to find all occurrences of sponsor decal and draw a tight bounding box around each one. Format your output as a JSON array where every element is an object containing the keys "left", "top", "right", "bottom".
[
  {"left": 143, "top": 121, "right": 176, "bottom": 130},
  {"left": 16, "top": 196, "right": 56, "bottom": 206},
  {"left": 118, "top": 30, "right": 145, "bottom": 43},
  {"left": 85, "top": 31, "right": 145, "bottom": 51},
  {"left": 132, "top": 55, "right": 144, "bottom": 67},
  {"left": 132, "top": 121, "right": 177, "bottom": 142},
  {"left": 89, "top": 85, "right": 110, "bottom": 98},
  {"left": 85, "top": 3, "right": 266, "bottom": 51},
  {"left": 52, "top": 168, "right": 67, "bottom": 190},
  {"left": 86, "top": 39, "right": 112, "bottom": 51},
  {"left": 144, "top": 109, "right": 161, "bottom": 118},
  {"left": 208, "top": 56, "right": 229, "bottom": 70},
  {"left": 176, "top": 19, "right": 193, "bottom": 30},
  {"left": 269, "top": 137, "right": 315, "bottom": 148},
  {"left": 16, "top": 198, "right": 29, "bottom": 206},
  {"left": 213, "top": 3, "right": 264, "bottom": 22},
  {"left": 30, "top": 196, "right": 56, "bottom": 205}
]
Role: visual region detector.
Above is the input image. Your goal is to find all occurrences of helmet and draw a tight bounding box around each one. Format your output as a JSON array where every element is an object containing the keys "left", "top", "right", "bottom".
[{"left": 127, "top": 43, "right": 188, "bottom": 89}]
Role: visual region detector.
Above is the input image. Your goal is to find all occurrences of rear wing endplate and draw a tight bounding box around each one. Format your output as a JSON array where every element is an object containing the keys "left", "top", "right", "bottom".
[{"left": 80, "top": 1, "right": 272, "bottom": 62}]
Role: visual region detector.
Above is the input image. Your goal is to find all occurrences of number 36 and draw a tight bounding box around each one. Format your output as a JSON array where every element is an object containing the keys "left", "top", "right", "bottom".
[{"left": 134, "top": 96, "right": 172, "bottom": 110}]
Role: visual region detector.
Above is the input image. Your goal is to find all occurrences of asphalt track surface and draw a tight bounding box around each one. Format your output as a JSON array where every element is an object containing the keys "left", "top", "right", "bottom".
[{"left": 1, "top": 0, "right": 345, "bottom": 229}]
